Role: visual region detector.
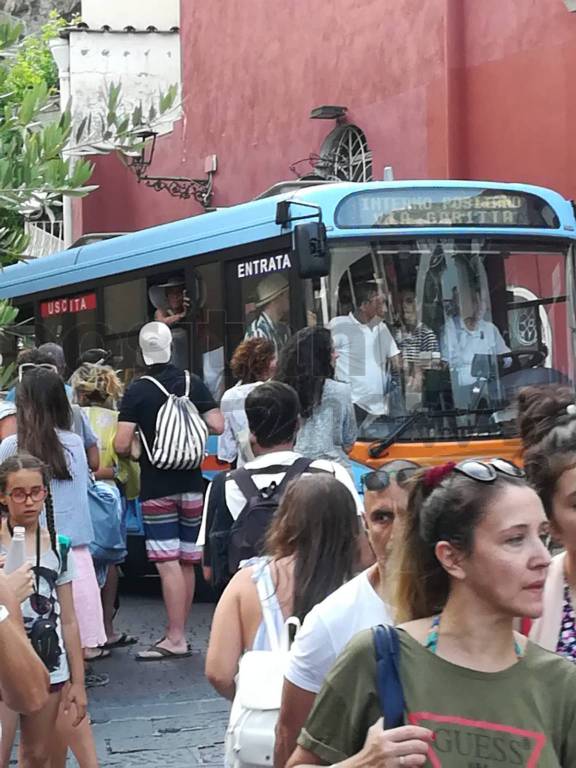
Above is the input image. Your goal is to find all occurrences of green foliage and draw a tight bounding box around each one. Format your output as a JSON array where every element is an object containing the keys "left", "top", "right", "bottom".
[
  {"left": 0, "top": 15, "right": 178, "bottom": 264},
  {"left": 0, "top": 299, "right": 19, "bottom": 390},
  {"left": 3, "top": 12, "right": 69, "bottom": 104}
]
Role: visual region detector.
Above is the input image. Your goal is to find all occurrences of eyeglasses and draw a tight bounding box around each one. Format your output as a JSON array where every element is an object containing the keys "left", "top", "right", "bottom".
[
  {"left": 18, "top": 363, "right": 58, "bottom": 382},
  {"left": 6, "top": 486, "right": 47, "bottom": 504},
  {"left": 361, "top": 461, "right": 421, "bottom": 491},
  {"left": 454, "top": 458, "right": 525, "bottom": 483}
]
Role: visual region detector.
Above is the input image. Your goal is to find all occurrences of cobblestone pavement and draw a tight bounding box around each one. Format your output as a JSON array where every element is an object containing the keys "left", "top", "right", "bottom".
[{"left": 82, "top": 584, "right": 228, "bottom": 767}]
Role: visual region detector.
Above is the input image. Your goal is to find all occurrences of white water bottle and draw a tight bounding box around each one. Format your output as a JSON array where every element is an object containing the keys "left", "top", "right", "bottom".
[{"left": 4, "top": 526, "right": 26, "bottom": 575}]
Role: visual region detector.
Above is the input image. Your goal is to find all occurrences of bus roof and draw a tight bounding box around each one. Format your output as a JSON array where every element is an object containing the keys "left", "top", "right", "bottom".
[{"left": 1, "top": 179, "right": 573, "bottom": 300}]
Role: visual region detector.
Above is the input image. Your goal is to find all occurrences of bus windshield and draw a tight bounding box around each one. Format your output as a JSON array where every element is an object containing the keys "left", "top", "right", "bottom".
[{"left": 326, "top": 238, "right": 575, "bottom": 443}]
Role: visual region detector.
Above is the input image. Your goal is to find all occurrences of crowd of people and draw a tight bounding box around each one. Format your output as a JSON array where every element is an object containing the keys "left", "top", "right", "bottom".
[{"left": 1, "top": 299, "right": 576, "bottom": 767}]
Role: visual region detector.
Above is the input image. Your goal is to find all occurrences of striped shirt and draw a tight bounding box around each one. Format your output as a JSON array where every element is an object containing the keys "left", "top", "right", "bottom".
[
  {"left": 244, "top": 312, "right": 290, "bottom": 354},
  {"left": 394, "top": 324, "right": 439, "bottom": 364}
]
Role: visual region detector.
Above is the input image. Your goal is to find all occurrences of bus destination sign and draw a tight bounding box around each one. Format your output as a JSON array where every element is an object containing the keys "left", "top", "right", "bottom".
[{"left": 335, "top": 188, "right": 560, "bottom": 230}]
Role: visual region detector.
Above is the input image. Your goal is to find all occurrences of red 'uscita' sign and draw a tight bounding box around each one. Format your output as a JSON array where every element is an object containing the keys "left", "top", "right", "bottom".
[{"left": 40, "top": 293, "right": 97, "bottom": 318}]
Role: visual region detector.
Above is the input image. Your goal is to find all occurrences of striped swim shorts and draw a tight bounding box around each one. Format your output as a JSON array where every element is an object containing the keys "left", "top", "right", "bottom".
[{"left": 141, "top": 492, "right": 204, "bottom": 564}]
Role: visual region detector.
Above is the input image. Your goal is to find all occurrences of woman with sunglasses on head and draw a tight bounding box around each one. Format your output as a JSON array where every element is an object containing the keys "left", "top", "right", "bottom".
[
  {"left": 275, "top": 328, "right": 357, "bottom": 473},
  {"left": 517, "top": 385, "right": 576, "bottom": 661},
  {"left": 286, "top": 459, "right": 576, "bottom": 768},
  {"left": 0, "top": 453, "right": 87, "bottom": 768}
]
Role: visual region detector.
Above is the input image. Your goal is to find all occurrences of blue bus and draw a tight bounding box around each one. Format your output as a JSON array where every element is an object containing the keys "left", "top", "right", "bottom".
[{"left": 1, "top": 179, "right": 575, "bottom": 476}]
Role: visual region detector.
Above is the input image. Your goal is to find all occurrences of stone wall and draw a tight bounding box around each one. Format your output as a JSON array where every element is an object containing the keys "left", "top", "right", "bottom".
[{"left": 2, "top": 0, "right": 81, "bottom": 33}]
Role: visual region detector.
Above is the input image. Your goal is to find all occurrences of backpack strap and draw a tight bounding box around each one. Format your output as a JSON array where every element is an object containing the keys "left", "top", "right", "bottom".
[
  {"left": 275, "top": 457, "right": 313, "bottom": 492},
  {"left": 254, "top": 560, "right": 282, "bottom": 651},
  {"left": 232, "top": 467, "right": 261, "bottom": 503},
  {"left": 140, "top": 375, "right": 171, "bottom": 398},
  {"left": 372, "top": 624, "right": 405, "bottom": 730}
]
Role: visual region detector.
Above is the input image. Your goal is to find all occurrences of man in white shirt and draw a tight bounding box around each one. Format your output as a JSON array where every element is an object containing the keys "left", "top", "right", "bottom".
[
  {"left": 328, "top": 283, "right": 400, "bottom": 425},
  {"left": 441, "top": 291, "right": 510, "bottom": 387},
  {"left": 198, "top": 382, "right": 364, "bottom": 588},
  {"left": 274, "top": 459, "right": 419, "bottom": 767}
]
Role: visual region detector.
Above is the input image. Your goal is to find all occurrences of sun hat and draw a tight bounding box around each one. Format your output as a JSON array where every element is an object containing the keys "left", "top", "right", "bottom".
[
  {"left": 254, "top": 275, "right": 289, "bottom": 309},
  {"left": 148, "top": 278, "right": 185, "bottom": 311},
  {"left": 139, "top": 322, "right": 172, "bottom": 366}
]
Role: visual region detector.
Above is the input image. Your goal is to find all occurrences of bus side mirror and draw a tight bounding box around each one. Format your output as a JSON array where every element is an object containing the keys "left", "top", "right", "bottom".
[{"left": 293, "top": 222, "right": 329, "bottom": 278}]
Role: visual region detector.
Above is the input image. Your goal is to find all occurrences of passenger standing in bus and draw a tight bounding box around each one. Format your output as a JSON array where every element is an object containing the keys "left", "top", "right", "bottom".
[
  {"left": 244, "top": 274, "right": 291, "bottom": 355},
  {"left": 149, "top": 278, "right": 191, "bottom": 371},
  {"left": 328, "top": 283, "right": 400, "bottom": 428},
  {"left": 218, "top": 338, "right": 277, "bottom": 468},
  {"left": 114, "top": 322, "right": 224, "bottom": 660},
  {"left": 394, "top": 290, "right": 439, "bottom": 405}
]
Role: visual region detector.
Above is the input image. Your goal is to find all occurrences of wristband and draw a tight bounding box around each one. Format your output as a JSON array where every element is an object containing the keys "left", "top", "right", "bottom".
[{"left": 0, "top": 605, "right": 9, "bottom": 624}]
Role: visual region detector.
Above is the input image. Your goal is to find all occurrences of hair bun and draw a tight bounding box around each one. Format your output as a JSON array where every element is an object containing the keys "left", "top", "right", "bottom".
[{"left": 517, "top": 385, "right": 575, "bottom": 452}]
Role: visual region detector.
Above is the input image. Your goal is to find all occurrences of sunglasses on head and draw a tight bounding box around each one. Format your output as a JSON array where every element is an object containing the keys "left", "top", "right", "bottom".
[
  {"left": 18, "top": 363, "right": 58, "bottom": 382},
  {"left": 454, "top": 458, "right": 525, "bottom": 483},
  {"left": 361, "top": 461, "right": 421, "bottom": 492}
]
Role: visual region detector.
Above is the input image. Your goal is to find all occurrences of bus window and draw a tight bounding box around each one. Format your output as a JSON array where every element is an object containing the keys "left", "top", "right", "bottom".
[
  {"left": 102, "top": 277, "right": 148, "bottom": 384},
  {"left": 328, "top": 239, "right": 572, "bottom": 442},
  {"left": 193, "top": 263, "right": 225, "bottom": 402},
  {"left": 38, "top": 291, "right": 99, "bottom": 373},
  {"left": 242, "top": 273, "right": 291, "bottom": 355},
  {"left": 148, "top": 274, "right": 190, "bottom": 370}
]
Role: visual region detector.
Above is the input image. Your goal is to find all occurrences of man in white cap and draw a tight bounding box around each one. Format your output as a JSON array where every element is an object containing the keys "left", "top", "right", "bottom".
[
  {"left": 244, "top": 274, "right": 290, "bottom": 354},
  {"left": 114, "top": 322, "right": 224, "bottom": 660}
]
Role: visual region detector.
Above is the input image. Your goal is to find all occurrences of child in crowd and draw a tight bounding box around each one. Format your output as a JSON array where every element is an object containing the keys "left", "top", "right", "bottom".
[{"left": 0, "top": 453, "right": 87, "bottom": 767}]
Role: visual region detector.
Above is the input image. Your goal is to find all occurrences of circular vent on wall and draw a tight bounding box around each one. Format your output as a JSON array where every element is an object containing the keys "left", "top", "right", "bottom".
[{"left": 315, "top": 124, "right": 373, "bottom": 182}]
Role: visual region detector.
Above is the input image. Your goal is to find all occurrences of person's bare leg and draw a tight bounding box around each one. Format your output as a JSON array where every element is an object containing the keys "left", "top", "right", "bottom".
[
  {"left": 51, "top": 702, "right": 98, "bottom": 768},
  {"left": 19, "top": 690, "right": 62, "bottom": 768},
  {"left": 0, "top": 703, "right": 18, "bottom": 768},
  {"left": 101, "top": 565, "right": 119, "bottom": 643},
  {"left": 181, "top": 562, "right": 196, "bottom": 623},
  {"left": 154, "top": 560, "right": 188, "bottom": 653}
]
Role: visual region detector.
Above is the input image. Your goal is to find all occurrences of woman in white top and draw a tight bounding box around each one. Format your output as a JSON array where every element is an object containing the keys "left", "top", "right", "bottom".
[
  {"left": 218, "top": 338, "right": 276, "bottom": 467},
  {"left": 205, "top": 474, "right": 359, "bottom": 700}
]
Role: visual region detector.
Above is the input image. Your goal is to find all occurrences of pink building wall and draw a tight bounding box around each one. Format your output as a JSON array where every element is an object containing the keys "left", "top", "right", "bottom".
[{"left": 76, "top": 0, "right": 576, "bottom": 236}]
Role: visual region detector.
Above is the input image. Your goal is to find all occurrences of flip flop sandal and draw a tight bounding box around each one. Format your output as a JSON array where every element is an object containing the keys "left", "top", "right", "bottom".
[
  {"left": 84, "top": 648, "right": 111, "bottom": 661},
  {"left": 103, "top": 633, "right": 139, "bottom": 649},
  {"left": 136, "top": 641, "right": 193, "bottom": 662}
]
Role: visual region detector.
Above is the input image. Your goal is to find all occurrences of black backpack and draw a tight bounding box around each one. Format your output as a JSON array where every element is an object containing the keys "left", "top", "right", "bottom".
[{"left": 227, "top": 457, "right": 313, "bottom": 574}]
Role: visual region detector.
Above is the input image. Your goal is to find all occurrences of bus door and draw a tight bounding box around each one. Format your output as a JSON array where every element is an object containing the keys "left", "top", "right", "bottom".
[{"left": 224, "top": 249, "right": 301, "bottom": 375}]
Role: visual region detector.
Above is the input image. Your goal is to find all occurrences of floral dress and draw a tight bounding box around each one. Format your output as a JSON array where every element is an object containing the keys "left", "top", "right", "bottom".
[{"left": 556, "top": 582, "right": 576, "bottom": 662}]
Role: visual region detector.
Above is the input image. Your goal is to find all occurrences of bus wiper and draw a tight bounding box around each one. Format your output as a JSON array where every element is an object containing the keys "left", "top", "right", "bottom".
[{"left": 369, "top": 413, "right": 421, "bottom": 458}]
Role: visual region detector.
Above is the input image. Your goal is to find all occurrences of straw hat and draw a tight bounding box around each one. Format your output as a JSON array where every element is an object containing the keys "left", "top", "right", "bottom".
[
  {"left": 148, "top": 278, "right": 185, "bottom": 311},
  {"left": 254, "top": 275, "right": 289, "bottom": 309}
]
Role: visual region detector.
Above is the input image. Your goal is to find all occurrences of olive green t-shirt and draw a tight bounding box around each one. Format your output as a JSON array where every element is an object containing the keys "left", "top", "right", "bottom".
[{"left": 298, "top": 629, "right": 576, "bottom": 767}]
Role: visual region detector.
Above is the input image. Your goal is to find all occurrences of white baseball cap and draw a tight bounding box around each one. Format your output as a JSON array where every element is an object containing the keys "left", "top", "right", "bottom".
[{"left": 139, "top": 322, "right": 172, "bottom": 365}]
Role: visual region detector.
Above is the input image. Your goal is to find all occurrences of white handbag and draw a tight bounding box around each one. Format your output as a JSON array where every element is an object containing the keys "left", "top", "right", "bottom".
[{"left": 225, "top": 572, "right": 300, "bottom": 768}]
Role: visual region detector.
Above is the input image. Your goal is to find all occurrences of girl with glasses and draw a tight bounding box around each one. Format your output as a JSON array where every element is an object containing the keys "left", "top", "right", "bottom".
[
  {"left": 0, "top": 453, "right": 87, "bottom": 768},
  {"left": 286, "top": 460, "right": 576, "bottom": 768}
]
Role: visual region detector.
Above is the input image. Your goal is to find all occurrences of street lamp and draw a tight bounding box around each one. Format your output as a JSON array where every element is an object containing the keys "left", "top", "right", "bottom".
[{"left": 125, "top": 130, "right": 217, "bottom": 209}]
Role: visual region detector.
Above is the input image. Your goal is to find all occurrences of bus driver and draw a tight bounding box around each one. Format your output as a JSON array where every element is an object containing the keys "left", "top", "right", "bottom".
[
  {"left": 329, "top": 283, "right": 400, "bottom": 428},
  {"left": 441, "top": 289, "right": 509, "bottom": 387}
]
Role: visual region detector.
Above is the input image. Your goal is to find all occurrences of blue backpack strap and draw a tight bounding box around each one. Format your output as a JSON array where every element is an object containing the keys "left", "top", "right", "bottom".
[{"left": 372, "top": 624, "right": 405, "bottom": 729}]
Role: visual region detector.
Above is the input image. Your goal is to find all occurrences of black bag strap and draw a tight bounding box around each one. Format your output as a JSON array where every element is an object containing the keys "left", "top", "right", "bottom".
[
  {"left": 231, "top": 467, "right": 261, "bottom": 503},
  {"left": 372, "top": 624, "right": 405, "bottom": 730}
]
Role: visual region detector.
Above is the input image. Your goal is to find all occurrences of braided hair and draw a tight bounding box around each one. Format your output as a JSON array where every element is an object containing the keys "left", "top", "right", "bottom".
[
  {"left": 517, "top": 385, "right": 576, "bottom": 518},
  {"left": 0, "top": 452, "right": 59, "bottom": 561}
]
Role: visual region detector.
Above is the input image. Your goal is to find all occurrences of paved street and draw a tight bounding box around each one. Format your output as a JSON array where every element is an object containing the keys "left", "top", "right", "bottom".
[{"left": 81, "top": 581, "right": 228, "bottom": 767}]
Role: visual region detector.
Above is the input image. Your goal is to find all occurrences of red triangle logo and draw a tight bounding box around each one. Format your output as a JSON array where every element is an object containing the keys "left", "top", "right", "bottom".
[{"left": 408, "top": 711, "right": 547, "bottom": 767}]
